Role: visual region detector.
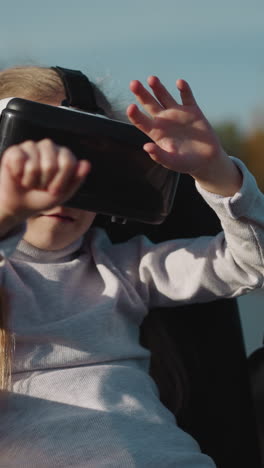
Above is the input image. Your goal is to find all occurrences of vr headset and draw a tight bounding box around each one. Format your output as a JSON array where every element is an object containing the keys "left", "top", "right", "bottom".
[{"left": 0, "top": 67, "right": 179, "bottom": 224}]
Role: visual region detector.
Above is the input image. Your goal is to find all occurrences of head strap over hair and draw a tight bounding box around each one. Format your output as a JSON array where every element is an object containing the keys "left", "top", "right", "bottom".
[{"left": 51, "top": 66, "right": 105, "bottom": 115}]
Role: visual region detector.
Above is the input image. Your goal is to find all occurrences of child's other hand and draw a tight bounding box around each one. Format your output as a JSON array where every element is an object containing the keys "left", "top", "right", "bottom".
[
  {"left": 127, "top": 77, "right": 242, "bottom": 196},
  {"left": 0, "top": 139, "right": 90, "bottom": 222}
]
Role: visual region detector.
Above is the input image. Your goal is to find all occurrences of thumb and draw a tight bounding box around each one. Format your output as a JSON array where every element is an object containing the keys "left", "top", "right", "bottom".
[{"left": 143, "top": 142, "right": 176, "bottom": 170}]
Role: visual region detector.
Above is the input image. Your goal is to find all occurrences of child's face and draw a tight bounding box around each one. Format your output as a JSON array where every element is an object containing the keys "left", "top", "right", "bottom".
[
  {"left": 23, "top": 206, "right": 96, "bottom": 250},
  {"left": 21, "top": 95, "right": 97, "bottom": 250}
]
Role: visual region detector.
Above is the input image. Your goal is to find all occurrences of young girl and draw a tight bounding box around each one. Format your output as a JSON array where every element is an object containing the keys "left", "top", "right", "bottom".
[{"left": 0, "top": 65, "right": 263, "bottom": 468}]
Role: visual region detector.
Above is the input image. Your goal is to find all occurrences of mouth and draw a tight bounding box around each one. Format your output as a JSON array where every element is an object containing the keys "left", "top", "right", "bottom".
[{"left": 41, "top": 214, "right": 75, "bottom": 223}]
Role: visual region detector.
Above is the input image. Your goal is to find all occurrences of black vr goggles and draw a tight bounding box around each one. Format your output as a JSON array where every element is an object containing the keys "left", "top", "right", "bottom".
[{"left": 0, "top": 66, "right": 179, "bottom": 224}]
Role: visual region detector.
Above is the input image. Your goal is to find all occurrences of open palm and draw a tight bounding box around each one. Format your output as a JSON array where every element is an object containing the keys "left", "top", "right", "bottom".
[{"left": 127, "top": 76, "right": 223, "bottom": 176}]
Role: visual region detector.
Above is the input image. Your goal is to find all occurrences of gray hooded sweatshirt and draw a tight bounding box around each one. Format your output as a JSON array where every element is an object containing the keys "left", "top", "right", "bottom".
[{"left": 0, "top": 157, "right": 263, "bottom": 467}]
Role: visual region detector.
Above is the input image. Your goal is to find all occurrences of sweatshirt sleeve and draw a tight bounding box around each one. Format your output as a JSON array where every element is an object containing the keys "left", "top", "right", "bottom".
[{"left": 109, "top": 157, "right": 264, "bottom": 308}]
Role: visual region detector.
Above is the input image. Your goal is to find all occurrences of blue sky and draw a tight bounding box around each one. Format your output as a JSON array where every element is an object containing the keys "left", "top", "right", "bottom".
[{"left": 1, "top": 0, "right": 264, "bottom": 130}]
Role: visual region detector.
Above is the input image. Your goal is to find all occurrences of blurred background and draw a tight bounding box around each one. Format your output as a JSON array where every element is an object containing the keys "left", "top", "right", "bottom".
[{"left": 0, "top": 0, "right": 264, "bottom": 355}]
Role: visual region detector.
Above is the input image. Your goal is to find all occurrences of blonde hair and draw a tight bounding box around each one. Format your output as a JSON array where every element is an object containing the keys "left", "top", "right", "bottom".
[
  {"left": 0, "top": 65, "right": 116, "bottom": 117},
  {"left": 0, "top": 65, "right": 117, "bottom": 391},
  {"left": 0, "top": 288, "right": 13, "bottom": 392},
  {"left": 0, "top": 66, "right": 65, "bottom": 104}
]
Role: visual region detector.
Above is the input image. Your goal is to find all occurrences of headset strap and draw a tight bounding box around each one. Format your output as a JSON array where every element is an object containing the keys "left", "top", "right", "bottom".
[{"left": 51, "top": 66, "right": 105, "bottom": 115}]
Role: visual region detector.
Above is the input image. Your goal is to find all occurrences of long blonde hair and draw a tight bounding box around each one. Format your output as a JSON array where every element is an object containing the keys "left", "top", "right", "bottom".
[
  {"left": 0, "top": 288, "right": 13, "bottom": 392},
  {"left": 0, "top": 65, "right": 115, "bottom": 391}
]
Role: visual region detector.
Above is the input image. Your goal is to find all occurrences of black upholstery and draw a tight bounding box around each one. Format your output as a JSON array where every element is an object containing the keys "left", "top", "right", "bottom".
[
  {"left": 248, "top": 346, "right": 264, "bottom": 466},
  {"left": 95, "top": 173, "right": 262, "bottom": 467}
]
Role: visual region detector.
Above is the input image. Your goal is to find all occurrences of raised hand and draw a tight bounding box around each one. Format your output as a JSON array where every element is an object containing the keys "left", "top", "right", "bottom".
[
  {"left": 127, "top": 76, "right": 241, "bottom": 196},
  {"left": 0, "top": 139, "right": 90, "bottom": 224}
]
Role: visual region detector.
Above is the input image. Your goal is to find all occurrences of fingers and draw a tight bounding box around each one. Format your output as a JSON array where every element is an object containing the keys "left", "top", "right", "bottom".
[
  {"left": 44, "top": 145, "right": 77, "bottom": 195},
  {"left": 126, "top": 103, "right": 153, "bottom": 134},
  {"left": 47, "top": 149, "right": 90, "bottom": 196},
  {"left": 20, "top": 142, "right": 41, "bottom": 188},
  {"left": 38, "top": 140, "right": 59, "bottom": 188},
  {"left": 2, "top": 145, "right": 30, "bottom": 180},
  {"left": 143, "top": 142, "right": 179, "bottom": 170},
  {"left": 2, "top": 139, "right": 91, "bottom": 194},
  {"left": 2, "top": 140, "right": 57, "bottom": 189},
  {"left": 147, "top": 76, "right": 179, "bottom": 109},
  {"left": 129, "top": 76, "right": 197, "bottom": 113},
  {"left": 176, "top": 79, "right": 197, "bottom": 106},
  {"left": 129, "top": 76, "right": 180, "bottom": 118},
  {"left": 129, "top": 80, "right": 163, "bottom": 116},
  {"left": 58, "top": 160, "right": 91, "bottom": 199}
]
